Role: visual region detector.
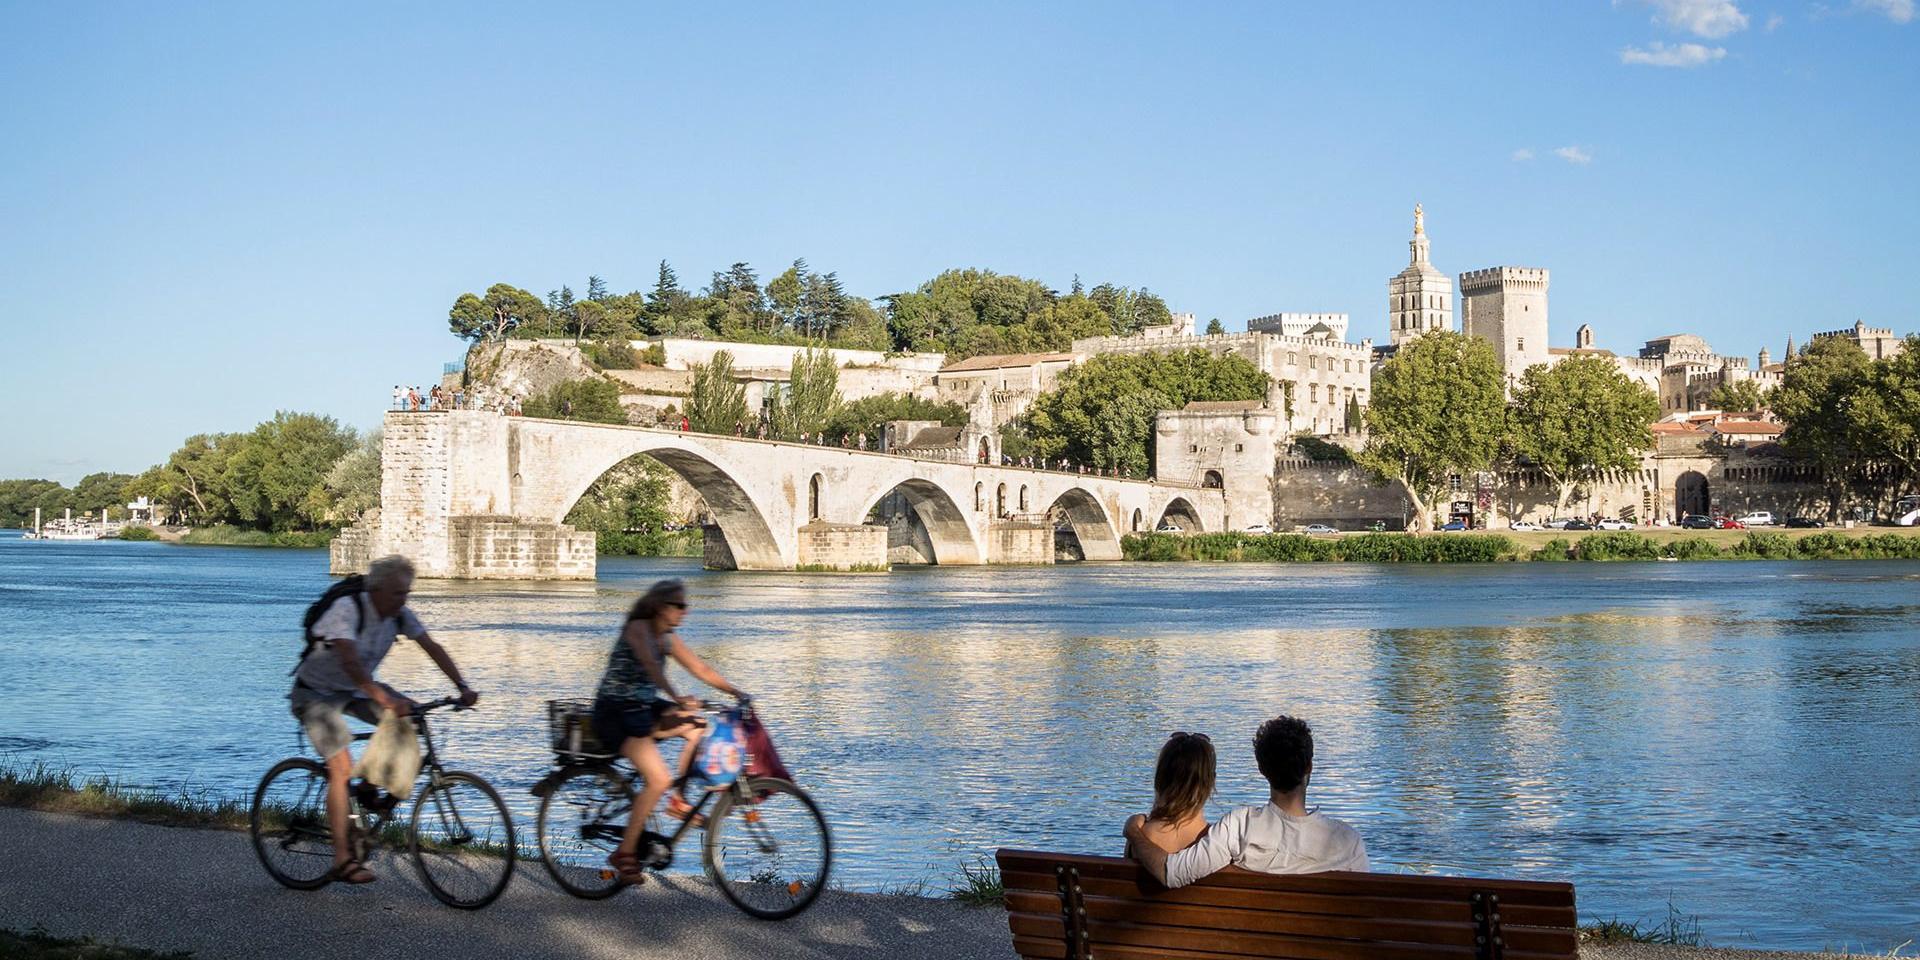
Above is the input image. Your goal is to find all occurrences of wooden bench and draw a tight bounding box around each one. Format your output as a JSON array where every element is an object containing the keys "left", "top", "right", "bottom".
[{"left": 997, "top": 849, "right": 1577, "bottom": 960}]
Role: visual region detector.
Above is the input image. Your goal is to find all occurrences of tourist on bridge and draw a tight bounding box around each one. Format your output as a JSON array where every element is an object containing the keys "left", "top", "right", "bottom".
[
  {"left": 391, "top": 385, "right": 403, "bottom": 411},
  {"left": 1124, "top": 716, "right": 1368, "bottom": 888}
]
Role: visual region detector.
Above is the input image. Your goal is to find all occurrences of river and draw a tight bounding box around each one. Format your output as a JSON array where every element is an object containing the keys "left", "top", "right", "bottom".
[{"left": 1, "top": 531, "right": 1916, "bottom": 951}]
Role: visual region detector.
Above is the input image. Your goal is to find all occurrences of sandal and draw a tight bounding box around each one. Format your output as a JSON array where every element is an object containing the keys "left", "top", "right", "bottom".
[
  {"left": 665, "top": 795, "right": 707, "bottom": 828},
  {"left": 607, "top": 850, "right": 647, "bottom": 885},
  {"left": 330, "top": 858, "right": 376, "bottom": 884}
]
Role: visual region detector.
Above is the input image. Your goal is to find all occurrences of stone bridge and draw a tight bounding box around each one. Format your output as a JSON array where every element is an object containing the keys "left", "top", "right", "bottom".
[{"left": 331, "top": 411, "right": 1225, "bottom": 579}]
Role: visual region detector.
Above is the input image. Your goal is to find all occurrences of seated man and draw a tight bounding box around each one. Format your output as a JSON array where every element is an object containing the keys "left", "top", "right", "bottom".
[{"left": 1125, "top": 715, "right": 1367, "bottom": 888}]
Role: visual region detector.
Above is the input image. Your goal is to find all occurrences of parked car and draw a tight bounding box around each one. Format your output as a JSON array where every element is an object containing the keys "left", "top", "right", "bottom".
[
  {"left": 1562, "top": 519, "right": 1595, "bottom": 531},
  {"left": 1736, "top": 511, "right": 1775, "bottom": 526},
  {"left": 1244, "top": 522, "right": 1273, "bottom": 534},
  {"left": 1541, "top": 518, "right": 1572, "bottom": 530},
  {"left": 1597, "top": 518, "right": 1633, "bottom": 530},
  {"left": 1439, "top": 520, "right": 1468, "bottom": 531},
  {"left": 1713, "top": 516, "right": 1747, "bottom": 530},
  {"left": 1302, "top": 523, "right": 1338, "bottom": 535},
  {"left": 1680, "top": 514, "right": 1715, "bottom": 529},
  {"left": 1156, "top": 522, "right": 1183, "bottom": 533},
  {"left": 1510, "top": 521, "right": 1541, "bottom": 531},
  {"left": 1784, "top": 516, "right": 1825, "bottom": 529}
]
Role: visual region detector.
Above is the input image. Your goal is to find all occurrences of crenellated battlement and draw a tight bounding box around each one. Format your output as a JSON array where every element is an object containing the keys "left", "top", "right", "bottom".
[{"left": 1459, "top": 266, "right": 1550, "bottom": 290}]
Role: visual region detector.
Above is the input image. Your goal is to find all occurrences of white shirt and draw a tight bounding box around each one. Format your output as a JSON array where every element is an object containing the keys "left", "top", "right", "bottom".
[
  {"left": 1163, "top": 802, "right": 1369, "bottom": 888},
  {"left": 295, "top": 593, "right": 426, "bottom": 695}
]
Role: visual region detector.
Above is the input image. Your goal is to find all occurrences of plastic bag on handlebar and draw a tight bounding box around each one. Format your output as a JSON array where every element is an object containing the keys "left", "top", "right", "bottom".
[
  {"left": 741, "top": 707, "right": 795, "bottom": 794},
  {"left": 690, "top": 707, "right": 745, "bottom": 788},
  {"left": 352, "top": 708, "right": 420, "bottom": 795}
]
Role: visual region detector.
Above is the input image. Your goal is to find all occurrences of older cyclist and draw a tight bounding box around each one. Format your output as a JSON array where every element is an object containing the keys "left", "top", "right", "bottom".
[
  {"left": 591, "top": 578, "right": 747, "bottom": 884},
  {"left": 290, "top": 554, "right": 478, "bottom": 885}
]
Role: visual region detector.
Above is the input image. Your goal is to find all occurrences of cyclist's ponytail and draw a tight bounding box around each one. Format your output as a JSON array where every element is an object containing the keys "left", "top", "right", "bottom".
[{"left": 626, "top": 579, "right": 688, "bottom": 624}]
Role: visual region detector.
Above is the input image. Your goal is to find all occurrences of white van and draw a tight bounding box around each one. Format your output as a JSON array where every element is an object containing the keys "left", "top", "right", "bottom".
[{"left": 1735, "top": 511, "right": 1775, "bottom": 526}]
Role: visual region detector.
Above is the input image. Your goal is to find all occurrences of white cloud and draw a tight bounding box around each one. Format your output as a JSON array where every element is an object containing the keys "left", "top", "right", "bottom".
[
  {"left": 1554, "top": 146, "right": 1595, "bottom": 165},
  {"left": 1766, "top": 12, "right": 1785, "bottom": 29},
  {"left": 1620, "top": 40, "right": 1730, "bottom": 65},
  {"left": 1641, "top": 0, "right": 1751, "bottom": 37},
  {"left": 1511, "top": 148, "right": 1536, "bottom": 162},
  {"left": 1854, "top": 0, "right": 1915, "bottom": 22}
]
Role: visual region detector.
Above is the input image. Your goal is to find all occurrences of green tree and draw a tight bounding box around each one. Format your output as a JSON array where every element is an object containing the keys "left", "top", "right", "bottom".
[
  {"left": 222, "top": 413, "right": 357, "bottom": 531},
  {"left": 1355, "top": 331, "right": 1506, "bottom": 531},
  {"left": 586, "top": 275, "right": 610, "bottom": 302},
  {"left": 68, "top": 472, "right": 136, "bottom": 519},
  {"left": 134, "top": 433, "right": 245, "bottom": 525},
  {"left": 1023, "top": 349, "right": 1269, "bottom": 476},
  {"left": 1847, "top": 335, "right": 1920, "bottom": 513},
  {"left": 766, "top": 347, "right": 841, "bottom": 440},
  {"left": 687, "top": 350, "right": 749, "bottom": 434},
  {"left": 1205, "top": 318, "right": 1226, "bottom": 335},
  {"left": 522, "top": 378, "right": 628, "bottom": 424},
  {"left": 1773, "top": 336, "right": 1874, "bottom": 518},
  {"left": 821, "top": 393, "right": 967, "bottom": 445},
  {"left": 0, "top": 479, "right": 71, "bottom": 528},
  {"left": 646, "top": 260, "right": 689, "bottom": 331},
  {"left": 564, "top": 454, "right": 681, "bottom": 555},
  {"left": 449, "top": 283, "right": 545, "bottom": 343},
  {"left": 310, "top": 432, "right": 382, "bottom": 525},
  {"left": 1509, "top": 355, "right": 1659, "bottom": 516},
  {"left": 1707, "top": 377, "right": 1771, "bottom": 413}
]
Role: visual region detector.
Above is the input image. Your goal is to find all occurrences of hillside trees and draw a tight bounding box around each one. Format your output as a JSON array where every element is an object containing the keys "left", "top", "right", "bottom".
[
  {"left": 450, "top": 284, "right": 545, "bottom": 342},
  {"left": 523, "top": 378, "right": 629, "bottom": 424},
  {"left": 1508, "top": 355, "right": 1659, "bottom": 516},
  {"left": 766, "top": 347, "right": 840, "bottom": 440},
  {"left": 1356, "top": 331, "right": 1505, "bottom": 531},
  {"left": 1022, "top": 350, "right": 1269, "bottom": 476},
  {"left": 822, "top": 393, "right": 968, "bottom": 445},
  {"left": 686, "top": 350, "right": 749, "bottom": 434}
]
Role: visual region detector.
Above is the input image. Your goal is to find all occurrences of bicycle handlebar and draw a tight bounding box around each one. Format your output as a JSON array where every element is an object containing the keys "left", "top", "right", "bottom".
[{"left": 412, "top": 696, "right": 468, "bottom": 715}]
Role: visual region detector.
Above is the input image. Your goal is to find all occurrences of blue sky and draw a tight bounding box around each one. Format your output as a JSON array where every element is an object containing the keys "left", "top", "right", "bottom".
[{"left": 2, "top": 1, "right": 1914, "bottom": 482}]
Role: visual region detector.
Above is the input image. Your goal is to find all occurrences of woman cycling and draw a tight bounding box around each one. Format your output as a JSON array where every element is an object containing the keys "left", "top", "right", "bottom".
[{"left": 591, "top": 579, "right": 747, "bottom": 883}]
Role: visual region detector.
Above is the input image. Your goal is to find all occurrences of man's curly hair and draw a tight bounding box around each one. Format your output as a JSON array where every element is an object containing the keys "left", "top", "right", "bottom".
[{"left": 1253, "top": 716, "right": 1314, "bottom": 793}]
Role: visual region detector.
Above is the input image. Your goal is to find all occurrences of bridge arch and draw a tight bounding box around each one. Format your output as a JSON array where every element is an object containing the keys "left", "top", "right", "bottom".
[
  {"left": 531, "top": 436, "right": 787, "bottom": 571},
  {"left": 1157, "top": 497, "right": 1203, "bottom": 532},
  {"left": 860, "top": 478, "right": 981, "bottom": 565},
  {"left": 1047, "top": 486, "right": 1122, "bottom": 561}
]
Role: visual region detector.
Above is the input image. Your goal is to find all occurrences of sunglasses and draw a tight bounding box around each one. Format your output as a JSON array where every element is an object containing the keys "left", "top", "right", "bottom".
[
  {"left": 1168, "top": 731, "right": 1211, "bottom": 743},
  {"left": 667, "top": 601, "right": 689, "bottom": 610}
]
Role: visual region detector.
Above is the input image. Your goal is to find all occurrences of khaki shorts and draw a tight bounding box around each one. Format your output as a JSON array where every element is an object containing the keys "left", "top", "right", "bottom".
[{"left": 289, "top": 683, "right": 398, "bottom": 759}]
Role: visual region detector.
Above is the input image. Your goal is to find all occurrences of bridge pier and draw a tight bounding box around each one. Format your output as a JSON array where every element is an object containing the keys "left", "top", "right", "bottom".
[{"left": 985, "top": 519, "right": 1053, "bottom": 564}]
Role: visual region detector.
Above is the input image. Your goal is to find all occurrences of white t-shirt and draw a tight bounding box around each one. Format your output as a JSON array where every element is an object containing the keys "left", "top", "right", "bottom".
[
  {"left": 1163, "top": 802, "right": 1369, "bottom": 888},
  {"left": 295, "top": 593, "right": 425, "bottom": 695}
]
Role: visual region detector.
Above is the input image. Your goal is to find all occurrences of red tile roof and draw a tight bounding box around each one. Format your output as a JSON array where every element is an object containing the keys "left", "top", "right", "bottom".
[{"left": 1713, "top": 420, "right": 1784, "bottom": 436}]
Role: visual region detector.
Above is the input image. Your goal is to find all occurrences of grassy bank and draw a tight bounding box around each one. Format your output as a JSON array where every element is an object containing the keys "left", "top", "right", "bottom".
[
  {"left": 0, "top": 928, "right": 192, "bottom": 960},
  {"left": 176, "top": 525, "right": 334, "bottom": 549},
  {"left": 596, "top": 528, "right": 703, "bottom": 557},
  {"left": 0, "top": 763, "right": 252, "bottom": 830},
  {"left": 1122, "top": 529, "right": 1920, "bottom": 563}
]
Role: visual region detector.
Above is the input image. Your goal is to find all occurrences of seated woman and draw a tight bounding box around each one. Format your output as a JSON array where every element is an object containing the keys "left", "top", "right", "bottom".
[
  {"left": 591, "top": 579, "right": 747, "bottom": 884},
  {"left": 1125, "top": 731, "right": 1216, "bottom": 857}
]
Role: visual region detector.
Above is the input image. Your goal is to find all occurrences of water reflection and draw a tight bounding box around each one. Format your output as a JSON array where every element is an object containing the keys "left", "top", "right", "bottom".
[{"left": 1, "top": 536, "right": 1917, "bottom": 951}]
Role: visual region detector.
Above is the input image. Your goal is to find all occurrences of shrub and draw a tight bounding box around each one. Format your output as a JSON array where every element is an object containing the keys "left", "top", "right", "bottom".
[
  {"left": 1793, "top": 531, "right": 1855, "bottom": 559},
  {"left": 637, "top": 342, "right": 668, "bottom": 366},
  {"left": 1241, "top": 534, "right": 1337, "bottom": 562},
  {"left": 585, "top": 340, "right": 638, "bottom": 369},
  {"left": 116, "top": 525, "right": 160, "bottom": 542},
  {"left": 1732, "top": 531, "right": 1795, "bottom": 559},
  {"left": 1661, "top": 538, "right": 1722, "bottom": 561},
  {"left": 1533, "top": 537, "right": 1572, "bottom": 561},
  {"left": 1576, "top": 532, "right": 1661, "bottom": 561}
]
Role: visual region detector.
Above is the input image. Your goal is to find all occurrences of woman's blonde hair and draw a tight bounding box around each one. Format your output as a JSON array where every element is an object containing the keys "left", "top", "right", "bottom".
[{"left": 1148, "top": 732, "right": 1216, "bottom": 824}]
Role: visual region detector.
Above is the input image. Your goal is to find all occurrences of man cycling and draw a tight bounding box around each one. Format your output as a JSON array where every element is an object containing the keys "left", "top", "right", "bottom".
[{"left": 289, "top": 554, "right": 478, "bottom": 884}]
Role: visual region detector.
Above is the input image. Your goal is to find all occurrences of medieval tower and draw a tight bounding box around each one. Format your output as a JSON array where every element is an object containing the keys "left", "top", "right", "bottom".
[
  {"left": 1459, "top": 266, "right": 1550, "bottom": 383},
  {"left": 1388, "top": 204, "right": 1453, "bottom": 345}
]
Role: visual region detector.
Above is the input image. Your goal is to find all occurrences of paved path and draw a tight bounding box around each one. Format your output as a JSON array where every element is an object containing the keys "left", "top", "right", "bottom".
[{"left": 0, "top": 808, "right": 1827, "bottom": 960}]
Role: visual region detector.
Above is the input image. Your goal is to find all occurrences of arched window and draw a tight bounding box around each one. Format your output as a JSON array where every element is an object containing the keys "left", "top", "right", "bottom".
[
  {"left": 1132, "top": 508, "right": 1143, "bottom": 532},
  {"left": 808, "top": 473, "right": 823, "bottom": 520},
  {"left": 1018, "top": 485, "right": 1029, "bottom": 511},
  {"left": 996, "top": 483, "right": 1008, "bottom": 517},
  {"left": 1203, "top": 470, "right": 1224, "bottom": 489},
  {"left": 975, "top": 481, "right": 984, "bottom": 512}
]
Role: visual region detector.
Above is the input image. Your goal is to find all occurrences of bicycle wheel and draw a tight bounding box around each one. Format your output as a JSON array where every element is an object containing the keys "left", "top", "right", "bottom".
[
  {"left": 409, "top": 770, "right": 517, "bottom": 909},
  {"left": 536, "top": 765, "right": 634, "bottom": 899},
  {"left": 250, "top": 758, "right": 336, "bottom": 890},
  {"left": 704, "top": 777, "right": 831, "bottom": 920}
]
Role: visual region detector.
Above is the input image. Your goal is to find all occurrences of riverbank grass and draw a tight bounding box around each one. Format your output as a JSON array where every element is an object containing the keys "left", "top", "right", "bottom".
[
  {"left": 0, "top": 763, "right": 252, "bottom": 830},
  {"left": 947, "top": 857, "right": 1006, "bottom": 907},
  {"left": 0, "top": 928, "right": 192, "bottom": 960},
  {"left": 176, "top": 525, "right": 334, "bottom": 549},
  {"left": 1580, "top": 903, "right": 1704, "bottom": 946},
  {"left": 1123, "top": 528, "right": 1920, "bottom": 563}
]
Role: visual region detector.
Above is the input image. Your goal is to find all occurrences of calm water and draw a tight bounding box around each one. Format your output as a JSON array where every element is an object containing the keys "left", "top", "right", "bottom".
[{"left": 1, "top": 531, "right": 1916, "bottom": 951}]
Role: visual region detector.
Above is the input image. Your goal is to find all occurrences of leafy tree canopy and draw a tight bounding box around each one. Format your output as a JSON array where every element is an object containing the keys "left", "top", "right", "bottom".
[
  {"left": 523, "top": 378, "right": 629, "bottom": 424},
  {"left": 1509, "top": 355, "right": 1659, "bottom": 514},
  {"left": 1356, "top": 331, "right": 1505, "bottom": 531},
  {"left": 1022, "top": 349, "right": 1269, "bottom": 476}
]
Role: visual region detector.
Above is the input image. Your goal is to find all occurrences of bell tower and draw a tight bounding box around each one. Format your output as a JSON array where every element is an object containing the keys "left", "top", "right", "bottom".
[{"left": 1388, "top": 204, "right": 1453, "bottom": 345}]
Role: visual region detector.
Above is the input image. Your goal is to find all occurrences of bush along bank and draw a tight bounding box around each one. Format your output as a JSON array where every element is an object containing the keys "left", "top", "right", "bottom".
[
  {"left": 1124, "top": 530, "right": 1920, "bottom": 563},
  {"left": 1123, "top": 532, "right": 1517, "bottom": 563}
]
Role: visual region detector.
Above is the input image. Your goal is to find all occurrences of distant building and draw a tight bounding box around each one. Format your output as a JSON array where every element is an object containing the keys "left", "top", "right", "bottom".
[
  {"left": 1459, "top": 266, "right": 1551, "bottom": 385},
  {"left": 1812, "top": 320, "right": 1904, "bottom": 360},
  {"left": 1387, "top": 204, "right": 1453, "bottom": 346},
  {"left": 1247, "top": 312, "right": 1349, "bottom": 341}
]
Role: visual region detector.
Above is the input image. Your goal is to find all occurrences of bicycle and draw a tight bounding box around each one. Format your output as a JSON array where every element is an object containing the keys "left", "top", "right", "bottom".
[
  {"left": 248, "top": 697, "right": 517, "bottom": 910},
  {"left": 532, "top": 698, "right": 831, "bottom": 920}
]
